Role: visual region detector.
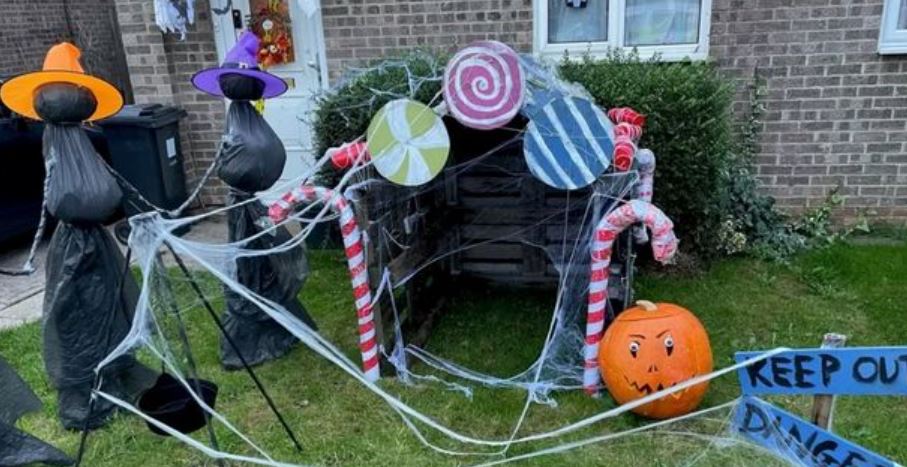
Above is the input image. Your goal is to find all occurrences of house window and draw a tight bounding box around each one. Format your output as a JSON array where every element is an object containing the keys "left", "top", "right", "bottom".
[
  {"left": 534, "top": 0, "right": 712, "bottom": 61},
  {"left": 879, "top": 0, "right": 907, "bottom": 54}
]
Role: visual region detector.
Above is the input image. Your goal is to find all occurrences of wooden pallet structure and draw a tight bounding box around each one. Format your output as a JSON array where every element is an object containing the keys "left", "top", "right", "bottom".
[{"left": 349, "top": 119, "right": 638, "bottom": 377}]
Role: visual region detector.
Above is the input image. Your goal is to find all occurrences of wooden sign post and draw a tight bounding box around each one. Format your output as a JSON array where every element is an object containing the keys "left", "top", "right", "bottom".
[{"left": 810, "top": 333, "right": 847, "bottom": 430}]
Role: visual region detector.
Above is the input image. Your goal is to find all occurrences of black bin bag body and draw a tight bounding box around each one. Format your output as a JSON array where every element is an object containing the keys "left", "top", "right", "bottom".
[
  {"left": 44, "top": 125, "right": 121, "bottom": 224},
  {"left": 217, "top": 100, "right": 286, "bottom": 194},
  {"left": 215, "top": 96, "right": 317, "bottom": 370},
  {"left": 220, "top": 190, "right": 318, "bottom": 369},
  {"left": 38, "top": 85, "right": 156, "bottom": 430}
]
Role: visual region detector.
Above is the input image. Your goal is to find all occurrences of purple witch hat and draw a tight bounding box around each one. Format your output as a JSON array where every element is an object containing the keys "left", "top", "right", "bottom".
[{"left": 191, "top": 32, "right": 288, "bottom": 99}]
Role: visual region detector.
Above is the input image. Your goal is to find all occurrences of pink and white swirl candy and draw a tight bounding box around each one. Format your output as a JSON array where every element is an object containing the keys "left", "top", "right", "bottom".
[{"left": 443, "top": 40, "right": 525, "bottom": 130}]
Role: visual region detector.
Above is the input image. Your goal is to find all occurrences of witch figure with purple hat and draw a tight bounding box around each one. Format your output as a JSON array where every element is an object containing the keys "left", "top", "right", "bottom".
[{"left": 192, "top": 32, "right": 317, "bottom": 370}]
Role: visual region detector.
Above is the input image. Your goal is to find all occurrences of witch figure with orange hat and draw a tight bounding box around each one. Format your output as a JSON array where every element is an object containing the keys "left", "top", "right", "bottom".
[
  {"left": 0, "top": 43, "right": 156, "bottom": 429},
  {"left": 192, "top": 31, "right": 317, "bottom": 370}
]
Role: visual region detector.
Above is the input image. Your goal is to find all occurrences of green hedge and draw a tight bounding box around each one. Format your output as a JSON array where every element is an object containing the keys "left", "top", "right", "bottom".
[
  {"left": 560, "top": 52, "right": 736, "bottom": 258},
  {"left": 313, "top": 51, "right": 740, "bottom": 258}
]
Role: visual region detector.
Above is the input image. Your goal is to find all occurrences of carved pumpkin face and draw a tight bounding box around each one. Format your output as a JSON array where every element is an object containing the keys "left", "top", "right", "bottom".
[{"left": 598, "top": 301, "right": 713, "bottom": 419}]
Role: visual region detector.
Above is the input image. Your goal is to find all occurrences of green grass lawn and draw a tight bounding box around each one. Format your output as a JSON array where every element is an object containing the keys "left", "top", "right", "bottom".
[{"left": 2, "top": 237, "right": 906, "bottom": 466}]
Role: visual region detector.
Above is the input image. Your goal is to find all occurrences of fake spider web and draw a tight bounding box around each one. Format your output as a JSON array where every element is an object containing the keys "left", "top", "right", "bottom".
[{"left": 90, "top": 54, "right": 807, "bottom": 466}]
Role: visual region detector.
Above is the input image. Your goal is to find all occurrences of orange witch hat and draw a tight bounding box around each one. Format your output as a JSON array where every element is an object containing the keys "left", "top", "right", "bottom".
[{"left": 0, "top": 42, "right": 123, "bottom": 122}]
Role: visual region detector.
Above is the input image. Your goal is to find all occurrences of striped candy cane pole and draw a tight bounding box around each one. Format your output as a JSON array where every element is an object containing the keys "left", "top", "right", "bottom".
[
  {"left": 632, "top": 149, "right": 657, "bottom": 244},
  {"left": 608, "top": 107, "right": 647, "bottom": 127},
  {"left": 612, "top": 135, "right": 638, "bottom": 172},
  {"left": 268, "top": 185, "right": 380, "bottom": 382},
  {"left": 612, "top": 122, "right": 643, "bottom": 172},
  {"left": 584, "top": 200, "right": 678, "bottom": 395}
]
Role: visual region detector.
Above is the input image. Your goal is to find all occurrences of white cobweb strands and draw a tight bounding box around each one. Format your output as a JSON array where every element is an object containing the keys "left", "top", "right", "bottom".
[
  {"left": 87, "top": 56, "right": 810, "bottom": 466},
  {"left": 387, "top": 173, "right": 641, "bottom": 405}
]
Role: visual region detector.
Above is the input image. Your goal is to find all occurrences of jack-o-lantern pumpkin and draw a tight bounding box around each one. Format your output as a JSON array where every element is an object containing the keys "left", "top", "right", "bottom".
[{"left": 598, "top": 300, "right": 712, "bottom": 419}]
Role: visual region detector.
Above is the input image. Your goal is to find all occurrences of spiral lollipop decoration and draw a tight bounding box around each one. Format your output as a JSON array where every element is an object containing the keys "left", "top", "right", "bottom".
[
  {"left": 367, "top": 99, "right": 451, "bottom": 187},
  {"left": 523, "top": 96, "right": 615, "bottom": 190},
  {"left": 443, "top": 40, "right": 525, "bottom": 130}
]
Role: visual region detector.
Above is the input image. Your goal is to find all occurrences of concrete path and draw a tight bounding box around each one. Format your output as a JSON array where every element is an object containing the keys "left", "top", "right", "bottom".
[
  {"left": 0, "top": 214, "right": 228, "bottom": 331},
  {"left": 0, "top": 241, "right": 47, "bottom": 330}
]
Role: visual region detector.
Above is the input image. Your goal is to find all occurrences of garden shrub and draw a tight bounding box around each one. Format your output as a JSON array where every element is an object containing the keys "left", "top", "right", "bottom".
[
  {"left": 715, "top": 74, "right": 799, "bottom": 258},
  {"left": 715, "top": 75, "right": 865, "bottom": 260}
]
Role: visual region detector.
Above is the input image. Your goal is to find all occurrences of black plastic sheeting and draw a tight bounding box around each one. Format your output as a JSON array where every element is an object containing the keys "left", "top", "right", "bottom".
[
  {"left": 44, "top": 125, "right": 122, "bottom": 224},
  {"left": 217, "top": 100, "right": 285, "bottom": 194},
  {"left": 43, "top": 222, "right": 157, "bottom": 429},
  {"left": 217, "top": 96, "right": 317, "bottom": 370},
  {"left": 0, "top": 356, "right": 73, "bottom": 466},
  {"left": 40, "top": 87, "right": 156, "bottom": 430},
  {"left": 221, "top": 191, "right": 318, "bottom": 369}
]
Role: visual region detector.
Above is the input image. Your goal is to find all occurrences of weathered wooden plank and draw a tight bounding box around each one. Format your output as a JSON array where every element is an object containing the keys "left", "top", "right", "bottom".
[
  {"left": 443, "top": 169, "right": 459, "bottom": 205},
  {"left": 545, "top": 224, "right": 586, "bottom": 242},
  {"left": 458, "top": 224, "right": 592, "bottom": 249},
  {"left": 810, "top": 333, "right": 848, "bottom": 430},
  {"left": 460, "top": 225, "right": 529, "bottom": 242},
  {"left": 456, "top": 269, "right": 561, "bottom": 285},
  {"left": 458, "top": 195, "right": 524, "bottom": 209},
  {"left": 459, "top": 261, "right": 522, "bottom": 275},
  {"left": 404, "top": 296, "right": 447, "bottom": 352},
  {"left": 456, "top": 207, "right": 579, "bottom": 224},
  {"left": 460, "top": 243, "right": 524, "bottom": 261},
  {"left": 457, "top": 175, "right": 524, "bottom": 196},
  {"left": 451, "top": 151, "right": 526, "bottom": 174},
  {"left": 385, "top": 237, "right": 433, "bottom": 283}
]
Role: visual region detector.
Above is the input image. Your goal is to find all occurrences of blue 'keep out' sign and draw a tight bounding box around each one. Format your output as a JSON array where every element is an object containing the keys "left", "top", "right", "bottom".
[{"left": 735, "top": 347, "right": 907, "bottom": 396}]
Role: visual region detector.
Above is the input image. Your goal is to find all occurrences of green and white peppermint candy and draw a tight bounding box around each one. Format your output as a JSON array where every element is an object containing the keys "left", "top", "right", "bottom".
[{"left": 366, "top": 99, "right": 450, "bottom": 186}]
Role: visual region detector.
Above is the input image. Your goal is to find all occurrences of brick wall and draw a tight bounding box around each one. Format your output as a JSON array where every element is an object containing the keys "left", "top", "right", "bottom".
[
  {"left": 114, "top": 0, "right": 227, "bottom": 206},
  {"left": 320, "top": 0, "right": 533, "bottom": 80},
  {"left": 0, "top": 0, "right": 131, "bottom": 100},
  {"left": 711, "top": 0, "right": 907, "bottom": 222}
]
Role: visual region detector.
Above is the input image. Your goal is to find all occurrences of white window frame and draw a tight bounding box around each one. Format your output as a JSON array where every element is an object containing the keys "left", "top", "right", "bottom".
[
  {"left": 879, "top": 0, "right": 907, "bottom": 54},
  {"left": 533, "top": 0, "right": 712, "bottom": 61}
]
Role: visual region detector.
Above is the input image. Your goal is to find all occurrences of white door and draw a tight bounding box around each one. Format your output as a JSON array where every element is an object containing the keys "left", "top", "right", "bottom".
[{"left": 211, "top": 0, "right": 328, "bottom": 199}]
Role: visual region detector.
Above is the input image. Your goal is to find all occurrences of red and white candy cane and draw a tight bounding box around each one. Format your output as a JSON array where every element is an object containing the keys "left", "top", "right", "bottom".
[
  {"left": 584, "top": 200, "right": 678, "bottom": 395},
  {"left": 268, "top": 185, "right": 380, "bottom": 382},
  {"left": 614, "top": 122, "right": 642, "bottom": 140},
  {"left": 613, "top": 135, "right": 637, "bottom": 172},
  {"left": 608, "top": 107, "right": 646, "bottom": 127},
  {"left": 632, "top": 149, "right": 656, "bottom": 244},
  {"left": 328, "top": 141, "right": 370, "bottom": 170},
  {"left": 613, "top": 122, "right": 643, "bottom": 172}
]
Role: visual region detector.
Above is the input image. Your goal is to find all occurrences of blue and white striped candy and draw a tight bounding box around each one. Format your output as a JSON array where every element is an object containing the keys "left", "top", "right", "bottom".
[{"left": 523, "top": 97, "right": 615, "bottom": 190}]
